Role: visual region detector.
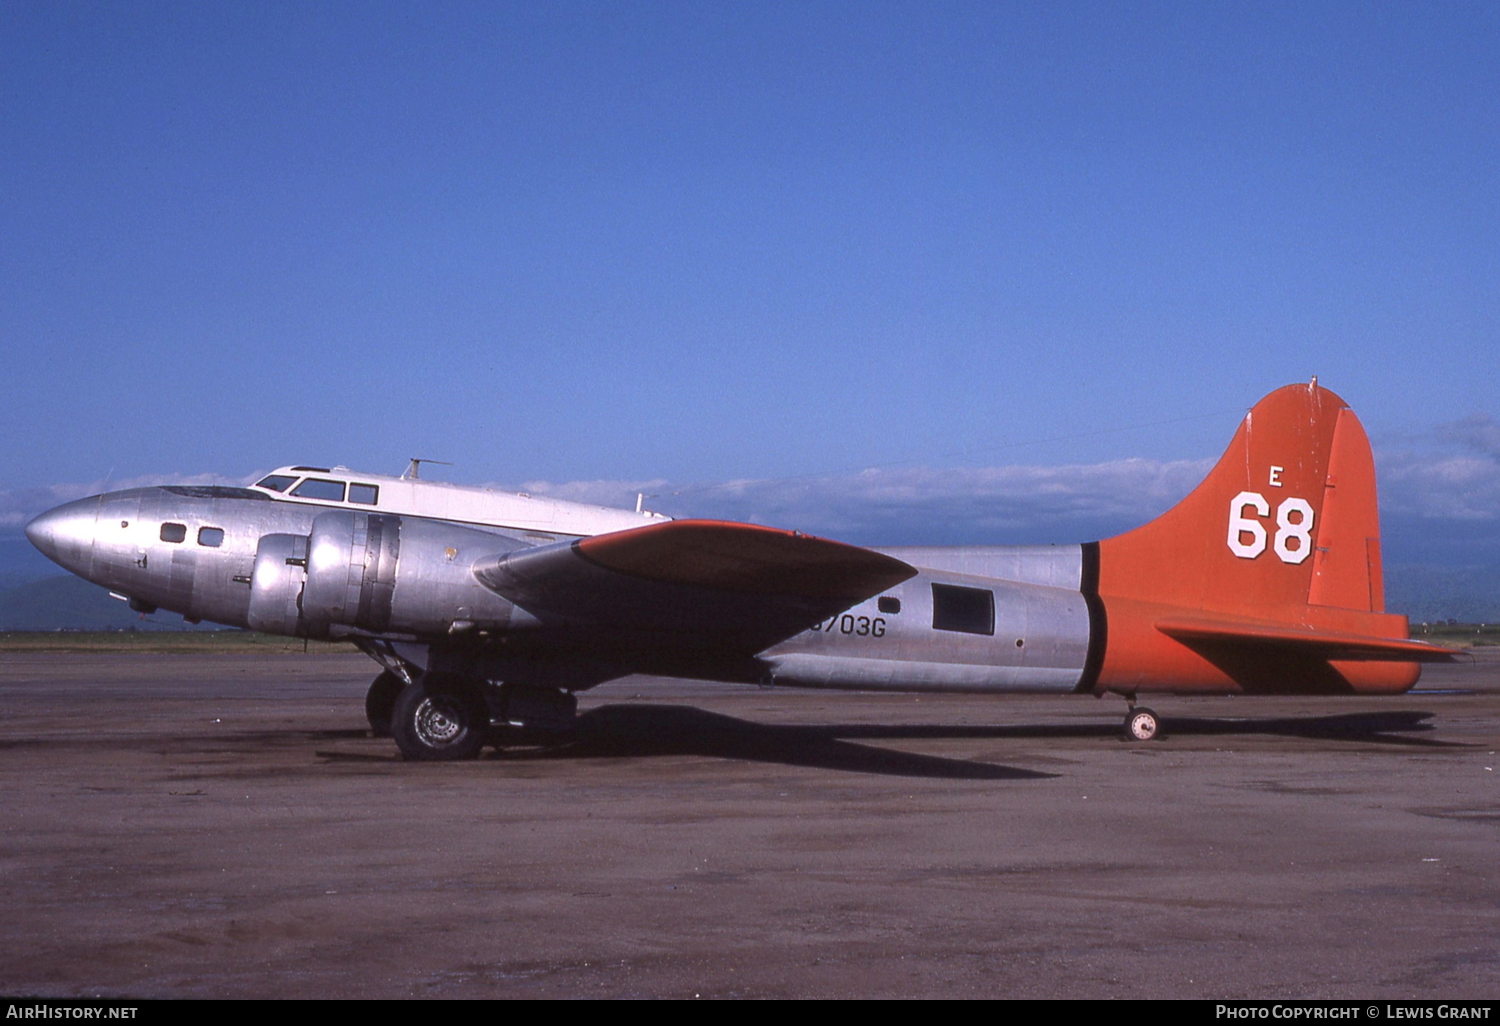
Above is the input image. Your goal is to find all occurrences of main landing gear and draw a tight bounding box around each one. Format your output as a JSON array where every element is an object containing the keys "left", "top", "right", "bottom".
[
  {"left": 1121, "top": 696, "right": 1160, "bottom": 742},
  {"left": 379, "top": 673, "right": 581, "bottom": 761},
  {"left": 390, "top": 673, "right": 490, "bottom": 761}
]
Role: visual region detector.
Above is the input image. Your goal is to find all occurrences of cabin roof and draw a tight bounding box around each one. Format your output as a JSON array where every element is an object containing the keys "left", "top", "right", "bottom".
[{"left": 247, "top": 465, "right": 669, "bottom": 538}]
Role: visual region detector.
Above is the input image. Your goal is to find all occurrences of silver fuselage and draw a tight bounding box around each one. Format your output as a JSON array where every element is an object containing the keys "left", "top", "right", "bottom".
[{"left": 26, "top": 485, "right": 1094, "bottom": 694}]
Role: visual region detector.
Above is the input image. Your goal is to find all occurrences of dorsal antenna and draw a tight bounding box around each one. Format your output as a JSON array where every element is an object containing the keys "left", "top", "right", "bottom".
[{"left": 402, "top": 458, "right": 453, "bottom": 480}]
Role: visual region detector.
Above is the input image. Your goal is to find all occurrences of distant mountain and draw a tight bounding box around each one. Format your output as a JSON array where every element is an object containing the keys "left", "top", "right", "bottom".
[
  {"left": 0, "top": 533, "right": 61, "bottom": 590},
  {"left": 1383, "top": 565, "right": 1500, "bottom": 624},
  {"left": 0, "top": 575, "right": 219, "bottom": 631}
]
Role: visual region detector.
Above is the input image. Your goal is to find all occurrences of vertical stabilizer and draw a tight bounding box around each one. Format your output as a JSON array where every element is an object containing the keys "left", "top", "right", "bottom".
[{"left": 1087, "top": 381, "right": 1419, "bottom": 694}]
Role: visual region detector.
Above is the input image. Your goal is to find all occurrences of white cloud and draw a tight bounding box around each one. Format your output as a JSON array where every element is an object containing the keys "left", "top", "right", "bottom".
[
  {"left": 4, "top": 447, "right": 1496, "bottom": 548},
  {"left": 518, "top": 459, "right": 1217, "bottom": 543},
  {"left": 1436, "top": 414, "right": 1500, "bottom": 458},
  {"left": 517, "top": 450, "right": 1500, "bottom": 545},
  {"left": 1377, "top": 451, "right": 1500, "bottom": 521}
]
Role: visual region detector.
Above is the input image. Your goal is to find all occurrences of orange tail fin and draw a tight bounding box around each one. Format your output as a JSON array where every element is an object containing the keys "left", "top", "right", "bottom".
[{"left": 1086, "top": 380, "right": 1441, "bottom": 695}]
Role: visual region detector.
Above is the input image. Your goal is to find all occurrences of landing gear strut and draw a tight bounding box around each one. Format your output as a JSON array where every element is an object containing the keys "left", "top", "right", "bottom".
[{"left": 1122, "top": 696, "right": 1160, "bottom": 742}]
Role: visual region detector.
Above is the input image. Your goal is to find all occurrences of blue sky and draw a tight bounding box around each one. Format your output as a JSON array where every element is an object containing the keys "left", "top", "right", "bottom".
[{"left": 2, "top": 2, "right": 1497, "bottom": 561}]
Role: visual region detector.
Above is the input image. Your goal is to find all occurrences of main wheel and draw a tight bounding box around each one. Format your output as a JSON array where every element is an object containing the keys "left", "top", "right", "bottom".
[
  {"left": 390, "top": 675, "right": 489, "bottom": 761},
  {"left": 1124, "top": 707, "right": 1160, "bottom": 742},
  {"left": 365, "top": 671, "right": 405, "bottom": 738}
]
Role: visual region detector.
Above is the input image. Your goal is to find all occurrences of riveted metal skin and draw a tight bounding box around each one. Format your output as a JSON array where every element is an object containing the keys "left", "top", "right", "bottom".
[
  {"left": 27, "top": 486, "right": 522, "bottom": 642},
  {"left": 302, "top": 512, "right": 400, "bottom": 632},
  {"left": 247, "top": 534, "right": 307, "bottom": 635},
  {"left": 380, "top": 517, "right": 519, "bottom": 637},
  {"left": 760, "top": 552, "right": 1091, "bottom": 693}
]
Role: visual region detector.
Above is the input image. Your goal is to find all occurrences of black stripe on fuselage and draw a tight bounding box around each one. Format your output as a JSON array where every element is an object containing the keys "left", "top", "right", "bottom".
[{"left": 1076, "top": 541, "right": 1107, "bottom": 693}]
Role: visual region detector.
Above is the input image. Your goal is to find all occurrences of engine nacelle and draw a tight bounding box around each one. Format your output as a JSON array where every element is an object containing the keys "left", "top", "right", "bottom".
[
  {"left": 304, "top": 511, "right": 401, "bottom": 631},
  {"left": 247, "top": 533, "right": 308, "bottom": 635},
  {"left": 247, "top": 512, "right": 520, "bottom": 639}
]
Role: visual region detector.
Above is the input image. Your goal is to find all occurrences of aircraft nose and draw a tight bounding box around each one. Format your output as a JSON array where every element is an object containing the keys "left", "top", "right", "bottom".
[
  {"left": 24, "top": 509, "right": 58, "bottom": 560},
  {"left": 25, "top": 498, "right": 100, "bottom": 572}
]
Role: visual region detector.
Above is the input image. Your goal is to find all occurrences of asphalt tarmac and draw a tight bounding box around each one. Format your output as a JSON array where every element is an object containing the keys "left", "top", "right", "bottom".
[{"left": 1, "top": 649, "right": 1497, "bottom": 999}]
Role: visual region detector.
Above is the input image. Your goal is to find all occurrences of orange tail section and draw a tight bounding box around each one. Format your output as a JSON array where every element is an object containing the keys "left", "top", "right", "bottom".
[{"left": 1084, "top": 380, "right": 1448, "bottom": 696}]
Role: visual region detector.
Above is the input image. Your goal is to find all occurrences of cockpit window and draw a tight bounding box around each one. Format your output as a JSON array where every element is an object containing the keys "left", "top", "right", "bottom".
[
  {"left": 255, "top": 475, "right": 298, "bottom": 492},
  {"left": 198, "top": 527, "right": 225, "bottom": 547},
  {"left": 291, "top": 478, "right": 346, "bottom": 502},
  {"left": 348, "top": 483, "right": 379, "bottom": 505},
  {"left": 160, "top": 523, "right": 187, "bottom": 543}
]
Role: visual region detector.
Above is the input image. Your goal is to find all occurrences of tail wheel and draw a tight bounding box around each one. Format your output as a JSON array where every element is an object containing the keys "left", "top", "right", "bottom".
[
  {"left": 364, "top": 671, "right": 405, "bottom": 738},
  {"left": 1124, "top": 707, "right": 1160, "bottom": 742},
  {"left": 390, "top": 675, "right": 489, "bottom": 761}
]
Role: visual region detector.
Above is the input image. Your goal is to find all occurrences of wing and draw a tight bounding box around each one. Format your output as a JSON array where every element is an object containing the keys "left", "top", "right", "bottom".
[{"left": 473, "top": 519, "right": 917, "bottom": 655}]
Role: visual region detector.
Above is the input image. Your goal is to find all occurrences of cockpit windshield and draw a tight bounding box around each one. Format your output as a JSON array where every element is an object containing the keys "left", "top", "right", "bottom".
[
  {"left": 291, "top": 478, "right": 346, "bottom": 502},
  {"left": 255, "top": 475, "right": 298, "bottom": 492}
]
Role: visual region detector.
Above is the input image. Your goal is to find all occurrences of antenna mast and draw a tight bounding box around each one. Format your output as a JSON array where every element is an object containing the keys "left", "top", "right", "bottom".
[{"left": 402, "top": 458, "right": 454, "bottom": 480}]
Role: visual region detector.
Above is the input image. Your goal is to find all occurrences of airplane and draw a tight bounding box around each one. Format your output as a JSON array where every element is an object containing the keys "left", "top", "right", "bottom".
[{"left": 24, "top": 380, "right": 1454, "bottom": 760}]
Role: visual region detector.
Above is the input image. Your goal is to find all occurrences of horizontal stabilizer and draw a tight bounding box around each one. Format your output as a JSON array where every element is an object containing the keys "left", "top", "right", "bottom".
[{"left": 1156, "top": 616, "right": 1457, "bottom": 663}]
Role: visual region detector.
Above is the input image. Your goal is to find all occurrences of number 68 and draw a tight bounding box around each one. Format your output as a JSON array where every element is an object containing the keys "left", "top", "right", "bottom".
[{"left": 1227, "top": 491, "right": 1314, "bottom": 564}]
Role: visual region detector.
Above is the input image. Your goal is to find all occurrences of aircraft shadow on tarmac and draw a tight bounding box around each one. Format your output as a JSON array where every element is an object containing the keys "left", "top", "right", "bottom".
[
  {"left": 823, "top": 709, "right": 1459, "bottom": 747},
  {"left": 314, "top": 707, "right": 1459, "bottom": 776},
  {"left": 473, "top": 704, "right": 1459, "bottom": 779},
  {"left": 1131, "top": 710, "right": 1458, "bottom": 747},
  {"left": 524, "top": 705, "right": 1055, "bottom": 780}
]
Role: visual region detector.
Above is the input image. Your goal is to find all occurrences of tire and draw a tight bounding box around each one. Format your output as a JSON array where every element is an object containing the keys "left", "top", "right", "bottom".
[
  {"left": 390, "top": 675, "right": 489, "bottom": 761},
  {"left": 365, "top": 671, "right": 405, "bottom": 738},
  {"left": 1124, "top": 707, "right": 1160, "bottom": 742}
]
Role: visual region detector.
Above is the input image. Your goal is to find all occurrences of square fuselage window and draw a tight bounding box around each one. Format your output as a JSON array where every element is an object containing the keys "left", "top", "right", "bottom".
[
  {"left": 348, "top": 483, "right": 379, "bottom": 505},
  {"left": 159, "top": 522, "right": 187, "bottom": 543},
  {"left": 198, "top": 527, "right": 225, "bottom": 547},
  {"left": 931, "top": 583, "right": 994, "bottom": 635}
]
